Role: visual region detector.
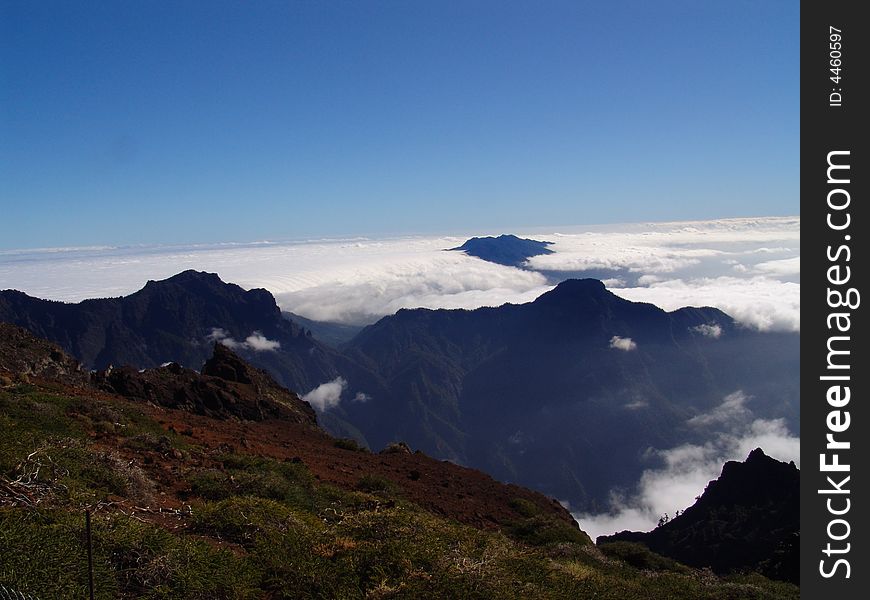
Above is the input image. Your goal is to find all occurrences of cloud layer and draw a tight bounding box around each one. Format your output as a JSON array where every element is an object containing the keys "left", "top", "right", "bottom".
[{"left": 0, "top": 216, "right": 799, "bottom": 330}]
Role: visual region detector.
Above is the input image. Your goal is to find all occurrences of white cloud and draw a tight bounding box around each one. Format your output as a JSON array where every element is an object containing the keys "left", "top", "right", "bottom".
[
  {"left": 610, "top": 336, "right": 637, "bottom": 351},
  {"left": 636, "top": 275, "right": 663, "bottom": 285},
  {"left": 275, "top": 257, "right": 550, "bottom": 324},
  {"left": 612, "top": 276, "right": 800, "bottom": 332},
  {"left": 624, "top": 399, "right": 649, "bottom": 410},
  {"left": 687, "top": 390, "right": 749, "bottom": 427},
  {"left": 207, "top": 328, "right": 241, "bottom": 349},
  {"left": 244, "top": 332, "right": 281, "bottom": 351},
  {"left": 601, "top": 277, "right": 626, "bottom": 287},
  {"left": 574, "top": 390, "right": 800, "bottom": 540},
  {"left": 353, "top": 392, "right": 371, "bottom": 403},
  {"left": 301, "top": 377, "right": 347, "bottom": 411},
  {"left": 753, "top": 256, "right": 800, "bottom": 277},
  {"left": 691, "top": 323, "right": 722, "bottom": 338},
  {"left": 526, "top": 217, "right": 798, "bottom": 275},
  {"left": 206, "top": 328, "right": 281, "bottom": 352}
]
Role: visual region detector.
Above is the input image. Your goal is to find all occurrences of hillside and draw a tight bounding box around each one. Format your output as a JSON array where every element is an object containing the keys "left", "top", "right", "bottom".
[{"left": 0, "top": 323, "right": 798, "bottom": 598}]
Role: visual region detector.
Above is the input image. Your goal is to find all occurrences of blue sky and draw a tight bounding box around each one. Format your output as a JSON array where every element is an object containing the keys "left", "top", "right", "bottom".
[{"left": 1, "top": 1, "right": 799, "bottom": 250}]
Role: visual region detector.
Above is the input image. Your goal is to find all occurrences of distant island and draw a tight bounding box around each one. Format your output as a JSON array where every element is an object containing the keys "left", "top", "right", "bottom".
[{"left": 448, "top": 234, "right": 554, "bottom": 268}]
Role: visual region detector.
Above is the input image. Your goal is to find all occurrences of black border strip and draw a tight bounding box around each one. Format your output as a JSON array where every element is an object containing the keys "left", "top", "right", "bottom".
[{"left": 801, "top": 1, "right": 868, "bottom": 595}]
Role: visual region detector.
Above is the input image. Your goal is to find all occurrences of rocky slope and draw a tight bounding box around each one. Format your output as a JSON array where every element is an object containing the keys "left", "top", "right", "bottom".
[{"left": 93, "top": 342, "right": 318, "bottom": 424}]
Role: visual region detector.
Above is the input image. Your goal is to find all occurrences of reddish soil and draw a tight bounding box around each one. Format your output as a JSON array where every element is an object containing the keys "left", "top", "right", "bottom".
[{"left": 138, "top": 403, "right": 574, "bottom": 530}]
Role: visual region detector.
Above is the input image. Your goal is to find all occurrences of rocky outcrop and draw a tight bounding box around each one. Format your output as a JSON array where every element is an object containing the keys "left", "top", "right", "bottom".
[
  {"left": 0, "top": 322, "right": 89, "bottom": 386},
  {"left": 598, "top": 448, "right": 799, "bottom": 584},
  {"left": 93, "top": 343, "right": 317, "bottom": 425}
]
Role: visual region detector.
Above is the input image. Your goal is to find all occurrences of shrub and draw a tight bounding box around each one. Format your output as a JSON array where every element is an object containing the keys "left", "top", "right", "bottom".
[
  {"left": 598, "top": 541, "right": 690, "bottom": 573},
  {"left": 507, "top": 514, "right": 591, "bottom": 547},
  {"left": 192, "top": 496, "right": 317, "bottom": 546},
  {"left": 508, "top": 497, "right": 540, "bottom": 518},
  {"left": 356, "top": 474, "right": 399, "bottom": 495},
  {"left": 333, "top": 438, "right": 367, "bottom": 452}
]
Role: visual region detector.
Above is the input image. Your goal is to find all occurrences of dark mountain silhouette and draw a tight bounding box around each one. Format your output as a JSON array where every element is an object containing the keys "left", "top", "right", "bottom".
[
  {"left": 0, "top": 270, "right": 369, "bottom": 394},
  {"left": 1, "top": 273, "right": 799, "bottom": 512},
  {"left": 448, "top": 234, "right": 553, "bottom": 267},
  {"left": 598, "top": 448, "right": 799, "bottom": 584}
]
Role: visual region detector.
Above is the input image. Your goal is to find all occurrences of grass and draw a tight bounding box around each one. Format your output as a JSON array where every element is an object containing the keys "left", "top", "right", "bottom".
[
  {"left": 0, "top": 508, "right": 261, "bottom": 600},
  {"left": 356, "top": 473, "right": 400, "bottom": 495}
]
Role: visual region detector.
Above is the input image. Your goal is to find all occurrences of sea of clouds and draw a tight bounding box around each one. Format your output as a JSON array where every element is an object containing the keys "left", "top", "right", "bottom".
[{"left": 0, "top": 216, "right": 798, "bottom": 331}]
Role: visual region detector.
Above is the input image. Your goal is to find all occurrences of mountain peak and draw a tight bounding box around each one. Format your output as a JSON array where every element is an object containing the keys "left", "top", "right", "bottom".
[
  {"left": 552, "top": 278, "right": 608, "bottom": 294},
  {"left": 533, "top": 278, "right": 612, "bottom": 306},
  {"left": 150, "top": 270, "right": 231, "bottom": 289},
  {"left": 166, "top": 269, "right": 223, "bottom": 283},
  {"left": 598, "top": 448, "right": 799, "bottom": 583},
  {"left": 746, "top": 447, "right": 768, "bottom": 462}
]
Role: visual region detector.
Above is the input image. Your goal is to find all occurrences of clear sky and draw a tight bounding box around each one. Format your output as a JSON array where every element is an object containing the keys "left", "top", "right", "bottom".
[{"left": 1, "top": 1, "right": 799, "bottom": 250}]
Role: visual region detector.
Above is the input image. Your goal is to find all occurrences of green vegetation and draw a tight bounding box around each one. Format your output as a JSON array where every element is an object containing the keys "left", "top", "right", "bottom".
[
  {"left": 356, "top": 473, "right": 399, "bottom": 495},
  {"left": 0, "top": 384, "right": 799, "bottom": 599},
  {"left": 333, "top": 437, "right": 368, "bottom": 452},
  {"left": 598, "top": 541, "right": 690, "bottom": 574}
]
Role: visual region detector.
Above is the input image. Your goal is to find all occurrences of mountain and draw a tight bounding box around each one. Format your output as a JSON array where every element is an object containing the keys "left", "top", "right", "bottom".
[
  {"left": 2, "top": 274, "right": 799, "bottom": 512},
  {"left": 598, "top": 448, "right": 800, "bottom": 584},
  {"left": 1, "top": 270, "right": 317, "bottom": 375},
  {"left": 448, "top": 234, "right": 553, "bottom": 267},
  {"left": 0, "top": 270, "right": 384, "bottom": 404},
  {"left": 339, "top": 279, "right": 799, "bottom": 510}
]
